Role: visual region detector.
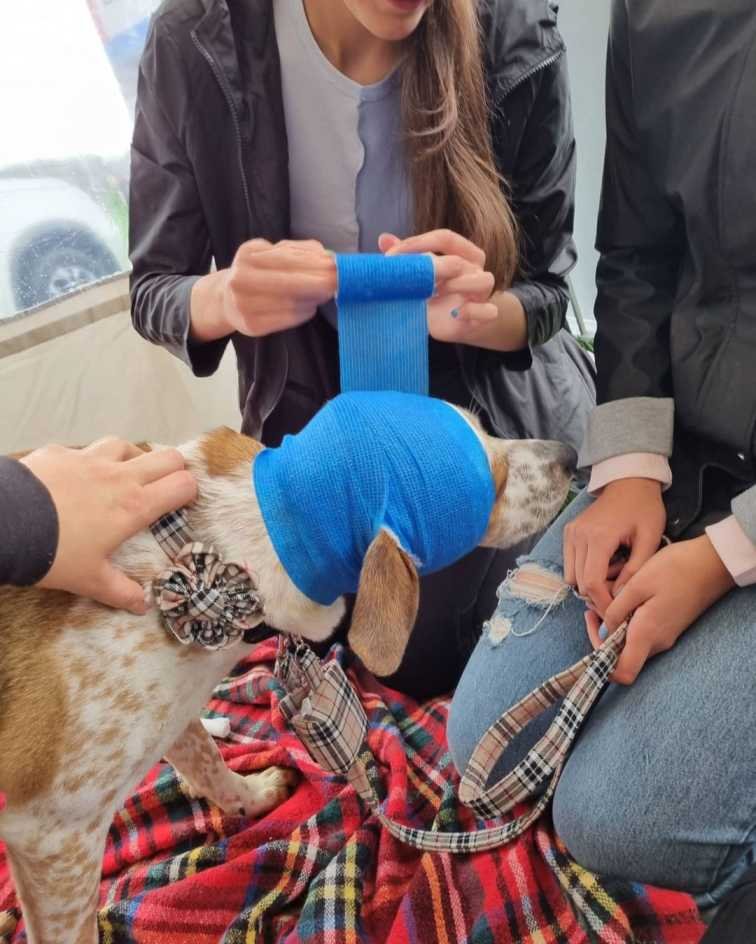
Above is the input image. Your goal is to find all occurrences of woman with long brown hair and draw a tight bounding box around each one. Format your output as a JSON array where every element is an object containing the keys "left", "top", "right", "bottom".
[{"left": 129, "top": 0, "right": 594, "bottom": 699}]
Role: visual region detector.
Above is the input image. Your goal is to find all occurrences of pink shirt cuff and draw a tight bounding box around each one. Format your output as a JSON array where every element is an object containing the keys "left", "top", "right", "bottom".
[
  {"left": 588, "top": 453, "right": 673, "bottom": 496},
  {"left": 705, "top": 515, "right": 756, "bottom": 588}
]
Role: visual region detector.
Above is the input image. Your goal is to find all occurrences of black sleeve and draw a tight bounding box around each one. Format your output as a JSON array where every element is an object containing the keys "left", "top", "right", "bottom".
[
  {"left": 593, "top": 0, "right": 684, "bottom": 405},
  {"left": 0, "top": 458, "right": 59, "bottom": 587},
  {"left": 129, "top": 20, "right": 228, "bottom": 377},
  {"left": 494, "top": 55, "right": 577, "bottom": 350}
]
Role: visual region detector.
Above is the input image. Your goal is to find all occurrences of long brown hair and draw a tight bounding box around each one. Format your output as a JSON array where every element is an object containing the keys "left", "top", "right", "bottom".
[{"left": 402, "top": 1, "right": 518, "bottom": 288}]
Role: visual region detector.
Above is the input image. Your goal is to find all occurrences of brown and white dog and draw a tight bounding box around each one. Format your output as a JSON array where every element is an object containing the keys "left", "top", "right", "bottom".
[{"left": 0, "top": 407, "right": 574, "bottom": 943}]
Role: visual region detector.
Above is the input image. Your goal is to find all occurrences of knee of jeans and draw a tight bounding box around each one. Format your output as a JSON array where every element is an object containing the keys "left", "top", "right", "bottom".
[
  {"left": 553, "top": 756, "right": 668, "bottom": 886},
  {"left": 448, "top": 559, "right": 573, "bottom": 778},
  {"left": 483, "top": 558, "right": 573, "bottom": 649},
  {"left": 553, "top": 784, "right": 607, "bottom": 876}
]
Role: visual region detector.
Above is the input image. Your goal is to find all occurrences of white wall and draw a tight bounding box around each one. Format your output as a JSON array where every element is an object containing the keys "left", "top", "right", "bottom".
[
  {"left": 0, "top": 276, "right": 239, "bottom": 453},
  {"left": 560, "top": 0, "right": 612, "bottom": 334}
]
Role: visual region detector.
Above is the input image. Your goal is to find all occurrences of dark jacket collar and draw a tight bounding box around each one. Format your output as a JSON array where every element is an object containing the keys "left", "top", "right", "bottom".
[
  {"left": 191, "top": 0, "right": 275, "bottom": 126},
  {"left": 479, "top": 0, "right": 564, "bottom": 96}
]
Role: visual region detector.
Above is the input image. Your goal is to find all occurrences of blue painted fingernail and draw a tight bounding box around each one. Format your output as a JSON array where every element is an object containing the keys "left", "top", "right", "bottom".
[
  {"left": 450, "top": 307, "right": 459, "bottom": 319},
  {"left": 598, "top": 623, "right": 608, "bottom": 641}
]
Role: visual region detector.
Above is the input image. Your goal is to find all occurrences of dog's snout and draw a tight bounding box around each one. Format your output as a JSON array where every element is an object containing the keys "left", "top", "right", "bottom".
[
  {"left": 536, "top": 440, "right": 577, "bottom": 475},
  {"left": 555, "top": 442, "right": 578, "bottom": 475}
]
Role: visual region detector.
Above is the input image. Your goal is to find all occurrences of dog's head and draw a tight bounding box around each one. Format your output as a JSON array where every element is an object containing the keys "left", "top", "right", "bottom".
[{"left": 188, "top": 410, "right": 575, "bottom": 678}]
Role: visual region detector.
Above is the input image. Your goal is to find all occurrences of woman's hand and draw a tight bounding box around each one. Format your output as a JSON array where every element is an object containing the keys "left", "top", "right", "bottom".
[
  {"left": 21, "top": 439, "right": 197, "bottom": 614},
  {"left": 192, "top": 239, "right": 337, "bottom": 341},
  {"left": 379, "top": 230, "right": 499, "bottom": 344},
  {"left": 563, "top": 478, "right": 667, "bottom": 617},
  {"left": 585, "top": 535, "right": 736, "bottom": 684}
]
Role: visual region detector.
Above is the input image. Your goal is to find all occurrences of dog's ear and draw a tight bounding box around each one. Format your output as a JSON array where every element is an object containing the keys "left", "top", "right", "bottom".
[{"left": 348, "top": 530, "right": 419, "bottom": 677}]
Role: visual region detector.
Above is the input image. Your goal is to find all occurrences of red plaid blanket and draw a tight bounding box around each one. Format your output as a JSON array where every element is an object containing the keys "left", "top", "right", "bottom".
[{"left": 0, "top": 642, "right": 704, "bottom": 943}]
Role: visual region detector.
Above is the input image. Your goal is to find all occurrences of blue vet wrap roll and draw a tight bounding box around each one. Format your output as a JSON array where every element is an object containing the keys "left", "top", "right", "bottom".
[
  {"left": 253, "top": 392, "right": 495, "bottom": 606},
  {"left": 335, "top": 253, "right": 435, "bottom": 395}
]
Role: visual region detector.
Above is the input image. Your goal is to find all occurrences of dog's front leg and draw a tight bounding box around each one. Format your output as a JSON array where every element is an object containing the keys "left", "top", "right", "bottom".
[{"left": 165, "top": 719, "right": 296, "bottom": 818}]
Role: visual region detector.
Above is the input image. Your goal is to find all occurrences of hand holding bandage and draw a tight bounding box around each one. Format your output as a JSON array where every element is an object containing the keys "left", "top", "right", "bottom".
[
  {"left": 335, "top": 247, "right": 496, "bottom": 394},
  {"left": 380, "top": 230, "right": 498, "bottom": 343},
  {"left": 204, "top": 235, "right": 491, "bottom": 345},
  {"left": 220, "top": 238, "right": 337, "bottom": 338}
]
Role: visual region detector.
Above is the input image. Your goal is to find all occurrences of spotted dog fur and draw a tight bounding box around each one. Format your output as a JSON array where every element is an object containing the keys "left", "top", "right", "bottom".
[{"left": 0, "top": 407, "right": 574, "bottom": 943}]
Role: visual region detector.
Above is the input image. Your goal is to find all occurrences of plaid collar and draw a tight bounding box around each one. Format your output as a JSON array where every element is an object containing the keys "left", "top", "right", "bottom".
[{"left": 149, "top": 509, "right": 276, "bottom": 650}]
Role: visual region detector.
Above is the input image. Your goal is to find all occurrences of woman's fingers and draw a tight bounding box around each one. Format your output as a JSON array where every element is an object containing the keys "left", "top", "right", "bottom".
[
  {"left": 241, "top": 238, "right": 273, "bottom": 254},
  {"left": 85, "top": 437, "right": 144, "bottom": 461},
  {"left": 386, "top": 229, "right": 486, "bottom": 268},
  {"left": 138, "top": 470, "right": 199, "bottom": 527},
  {"left": 91, "top": 564, "right": 150, "bottom": 615},
  {"left": 432, "top": 254, "right": 469, "bottom": 285},
  {"left": 572, "top": 538, "right": 589, "bottom": 599},
  {"left": 276, "top": 239, "right": 327, "bottom": 253},
  {"left": 378, "top": 232, "right": 401, "bottom": 253},
  {"left": 439, "top": 270, "right": 495, "bottom": 303},
  {"left": 128, "top": 448, "right": 186, "bottom": 485},
  {"left": 584, "top": 610, "right": 603, "bottom": 648},
  {"left": 578, "top": 538, "right": 617, "bottom": 616},
  {"left": 452, "top": 302, "right": 498, "bottom": 323},
  {"left": 613, "top": 527, "right": 664, "bottom": 595},
  {"left": 611, "top": 606, "right": 655, "bottom": 684}
]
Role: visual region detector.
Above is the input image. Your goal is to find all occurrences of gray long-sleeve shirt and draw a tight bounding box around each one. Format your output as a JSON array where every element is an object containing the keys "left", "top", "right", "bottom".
[{"left": 273, "top": 0, "right": 411, "bottom": 328}]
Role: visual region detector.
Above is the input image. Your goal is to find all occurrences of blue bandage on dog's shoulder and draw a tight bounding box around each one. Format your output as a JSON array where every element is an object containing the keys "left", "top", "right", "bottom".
[
  {"left": 336, "top": 253, "right": 434, "bottom": 395},
  {"left": 253, "top": 392, "right": 495, "bottom": 605}
]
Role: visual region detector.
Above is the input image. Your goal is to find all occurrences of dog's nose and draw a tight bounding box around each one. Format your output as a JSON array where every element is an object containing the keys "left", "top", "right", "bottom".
[{"left": 545, "top": 441, "right": 578, "bottom": 475}]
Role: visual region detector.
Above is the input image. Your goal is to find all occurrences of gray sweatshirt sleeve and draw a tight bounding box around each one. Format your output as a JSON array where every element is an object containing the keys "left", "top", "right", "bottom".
[
  {"left": 732, "top": 486, "right": 756, "bottom": 546},
  {"left": 0, "top": 457, "right": 59, "bottom": 586},
  {"left": 578, "top": 396, "right": 675, "bottom": 468},
  {"left": 129, "top": 22, "right": 228, "bottom": 377}
]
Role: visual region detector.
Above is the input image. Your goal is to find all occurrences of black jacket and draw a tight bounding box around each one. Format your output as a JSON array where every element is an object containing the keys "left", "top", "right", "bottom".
[
  {"left": 0, "top": 458, "right": 58, "bottom": 586},
  {"left": 130, "top": 0, "right": 595, "bottom": 447},
  {"left": 585, "top": 0, "right": 756, "bottom": 539}
]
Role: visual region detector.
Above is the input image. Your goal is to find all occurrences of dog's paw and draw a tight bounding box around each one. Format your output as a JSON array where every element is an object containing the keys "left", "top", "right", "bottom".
[{"left": 224, "top": 767, "right": 298, "bottom": 819}]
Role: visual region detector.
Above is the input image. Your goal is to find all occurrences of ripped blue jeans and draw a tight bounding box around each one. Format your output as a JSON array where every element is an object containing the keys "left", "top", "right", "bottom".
[{"left": 447, "top": 490, "right": 756, "bottom": 907}]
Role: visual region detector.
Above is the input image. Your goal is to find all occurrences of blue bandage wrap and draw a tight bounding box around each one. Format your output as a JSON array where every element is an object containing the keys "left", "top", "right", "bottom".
[
  {"left": 335, "top": 253, "right": 434, "bottom": 395},
  {"left": 253, "top": 392, "right": 495, "bottom": 605}
]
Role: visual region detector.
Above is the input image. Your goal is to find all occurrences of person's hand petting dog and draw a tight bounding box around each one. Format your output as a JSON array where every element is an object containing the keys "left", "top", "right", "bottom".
[
  {"left": 21, "top": 438, "right": 197, "bottom": 614},
  {"left": 584, "top": 535, "right": 735, "bottom": 685}
]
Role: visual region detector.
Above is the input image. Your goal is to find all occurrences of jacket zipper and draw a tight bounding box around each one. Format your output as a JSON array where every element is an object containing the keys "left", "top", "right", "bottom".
[
  {"left": 499, "top": 49, "right": 563, "bottom": 99},
  {"left": 191, "top": 30, "right": 254, "bottom": 229},
  {"left": 191, "top": 27, "right": 289, "bottom": 432}
]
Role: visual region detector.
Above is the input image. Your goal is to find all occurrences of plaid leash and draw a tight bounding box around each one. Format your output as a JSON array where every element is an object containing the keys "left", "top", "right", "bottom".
[
  {"left": 149, "top": 510, "right": 274, "bottom": 650},
  {"left": 277, "top": 622, "right": 628, "bottom": 853},
  {"left": 150, "top": 508, "right": 628, "bottom": 851}
]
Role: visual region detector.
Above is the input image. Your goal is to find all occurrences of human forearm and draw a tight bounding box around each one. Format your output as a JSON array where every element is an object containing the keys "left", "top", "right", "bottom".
[{"left": 190, "top": 269, "right": 232, "bottom": 343}]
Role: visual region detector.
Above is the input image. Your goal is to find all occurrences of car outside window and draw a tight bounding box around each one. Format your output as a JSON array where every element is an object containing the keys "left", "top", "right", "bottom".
[{"left": 0, "top": 1, "right": 158, "bottom": 320}]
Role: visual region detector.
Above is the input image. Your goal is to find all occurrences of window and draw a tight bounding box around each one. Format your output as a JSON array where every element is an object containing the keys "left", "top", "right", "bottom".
[{"left": 0, "top": 0, "right": 158, "bottom": 321}]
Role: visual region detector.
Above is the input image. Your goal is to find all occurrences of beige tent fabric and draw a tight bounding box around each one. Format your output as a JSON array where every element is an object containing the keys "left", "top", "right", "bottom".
[{"left": 0, "top": 275, "right": 240, "bottom": 453}]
